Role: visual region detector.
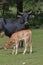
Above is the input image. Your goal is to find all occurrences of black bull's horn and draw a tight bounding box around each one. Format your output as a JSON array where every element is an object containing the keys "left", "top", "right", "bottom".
[
  {"left": 18, "top": 11, "right": 24, "bottom": 15},
  {"left": 18, "top": 10, "right": 32, "bottom": 15}
]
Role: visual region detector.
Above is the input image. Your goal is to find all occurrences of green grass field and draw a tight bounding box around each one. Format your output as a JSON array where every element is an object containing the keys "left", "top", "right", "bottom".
[{"left": 0, "top": 28, "right": 43, "bottom": 65}]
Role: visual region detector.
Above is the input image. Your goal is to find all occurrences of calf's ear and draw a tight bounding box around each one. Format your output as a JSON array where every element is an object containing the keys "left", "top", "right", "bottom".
[{"left": 4, "top": 47, "right": 7, "bottom": 50}]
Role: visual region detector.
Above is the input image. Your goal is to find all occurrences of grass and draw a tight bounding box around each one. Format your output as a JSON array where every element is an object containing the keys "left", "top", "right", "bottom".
[{"left": 0, "top": 28, "right": 43, "bottom": 65}]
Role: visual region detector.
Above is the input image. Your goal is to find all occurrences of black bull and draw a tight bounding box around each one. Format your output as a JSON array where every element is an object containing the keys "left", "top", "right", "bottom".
[{"left": 0, "top": 12, "right": 31, "bottom": 47}]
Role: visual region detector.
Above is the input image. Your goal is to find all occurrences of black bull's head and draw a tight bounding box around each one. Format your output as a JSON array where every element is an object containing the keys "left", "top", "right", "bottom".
[{"left": 0, "top": 11, "right": 32, "bottom": 38}]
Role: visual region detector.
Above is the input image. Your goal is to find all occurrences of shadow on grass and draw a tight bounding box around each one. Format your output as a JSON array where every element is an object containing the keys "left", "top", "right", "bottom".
[
  {"left": 0, "top": 47, "right": 4, "bottom": 50},
  {"left": 0, "top": 47, "right": 37, "bottom": 55},
  {"left": 11, "top": 50, "right": 37, "bottom": 55}
]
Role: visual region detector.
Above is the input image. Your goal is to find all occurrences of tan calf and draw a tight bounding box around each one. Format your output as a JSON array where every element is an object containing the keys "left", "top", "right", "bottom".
[{"left": 4, "top": 30, "right": 32, "bottom": 55}]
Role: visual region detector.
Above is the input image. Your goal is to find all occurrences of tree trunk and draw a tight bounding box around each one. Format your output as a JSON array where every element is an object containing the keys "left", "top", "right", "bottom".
[{"left": 17, "top": 0, "right": 23, "bottom": 15}]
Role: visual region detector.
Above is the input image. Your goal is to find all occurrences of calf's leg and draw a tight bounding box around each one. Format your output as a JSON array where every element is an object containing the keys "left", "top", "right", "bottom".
[
  {"left": 29, "top": 33, "right": 32, "bottom": 54},
  {"left": 23, "top": 40, "right": 28, "bottom": 55},
  {"left": 15, "top": 43, "right": 18, "bottom": 55},
  {"left": 12, "top": 45, "right": 16, "bottom": 55}
]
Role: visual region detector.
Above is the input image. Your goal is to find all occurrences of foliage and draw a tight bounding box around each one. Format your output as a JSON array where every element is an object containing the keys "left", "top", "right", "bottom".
[
  {"left": 23, "top": 1, "right": 43, "bottom": 28},
  {"left": 29, "top": 11, "right": 42, "bottom": 28}
]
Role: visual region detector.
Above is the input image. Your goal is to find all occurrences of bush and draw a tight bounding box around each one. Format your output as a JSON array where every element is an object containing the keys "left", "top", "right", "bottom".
[{"left": 28, "top": 10, "right": 43, "bottom": 28}]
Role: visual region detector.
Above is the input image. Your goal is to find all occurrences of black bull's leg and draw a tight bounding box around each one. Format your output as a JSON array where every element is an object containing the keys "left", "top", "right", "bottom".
[{"left": 18, "top": 41, "right": 24, "bottom": 48}]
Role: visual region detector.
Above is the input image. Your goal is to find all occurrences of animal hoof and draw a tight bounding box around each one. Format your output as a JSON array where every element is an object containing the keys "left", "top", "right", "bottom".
[
  {"left": 15, "top": 52, "right": 17, "bottom": 55},
  {"left": 23, "top": 53, "right": 25, "bottom": 55},
  {"left": 12, "top": 52, "right": 14, "bottom": 55}
]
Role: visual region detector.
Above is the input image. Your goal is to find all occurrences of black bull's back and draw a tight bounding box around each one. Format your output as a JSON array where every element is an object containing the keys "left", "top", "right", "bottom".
[
  {"left": 0, "top": 17, "right": 29, "bottom": 37},
  {"left": 3, "top": 19, "right": 26, "bottom": 37}
]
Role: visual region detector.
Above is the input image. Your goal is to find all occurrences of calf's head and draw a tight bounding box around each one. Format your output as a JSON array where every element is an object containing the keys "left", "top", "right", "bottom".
[{"left": 4, "top": 40, "right": 12, "bottom": 50}]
